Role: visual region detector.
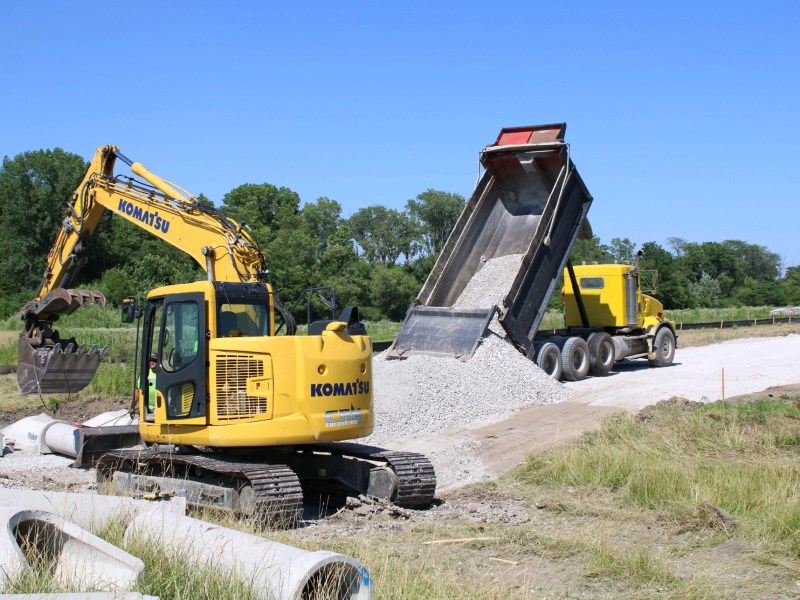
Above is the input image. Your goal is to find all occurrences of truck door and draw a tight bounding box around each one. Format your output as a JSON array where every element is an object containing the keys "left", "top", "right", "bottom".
[{"left": 143, "top": 292, "right": 208, "bottom": 423}]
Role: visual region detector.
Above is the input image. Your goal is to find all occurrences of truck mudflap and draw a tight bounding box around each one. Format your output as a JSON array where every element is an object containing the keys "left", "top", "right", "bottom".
[
  {"left": 387, "top": 306, "right": 496, "bottom": 360},
  {"left": 390, "top": 123, "right": 593, "bottom": 361}
]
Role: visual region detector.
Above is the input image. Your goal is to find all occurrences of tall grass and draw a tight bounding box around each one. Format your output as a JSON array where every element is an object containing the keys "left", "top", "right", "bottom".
[{"left": 516, "top": 397, "right": 800, "bottom": 555}]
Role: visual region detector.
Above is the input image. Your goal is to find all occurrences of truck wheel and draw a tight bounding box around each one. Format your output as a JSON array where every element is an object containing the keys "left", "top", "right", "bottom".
[
  {"left": 649, "top": 328, "right": 676, "bottom": 367},
  {"left": 560, "top": 337, "right": 590, "bottom": 382},
  {"left": 587, "top": 332, "right": 615, "bottom": 376},
  {"left": 535, "top": 342, "right": 562, "bottom": 380}
]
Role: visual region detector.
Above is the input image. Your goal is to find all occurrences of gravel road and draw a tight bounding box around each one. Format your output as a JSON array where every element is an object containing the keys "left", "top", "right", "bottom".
[
  {"left": 563, "top": 333, "right": 800, "bottom": 410},
  {"left": 397, "top": 333, "right": 800, "bottom": 489}
]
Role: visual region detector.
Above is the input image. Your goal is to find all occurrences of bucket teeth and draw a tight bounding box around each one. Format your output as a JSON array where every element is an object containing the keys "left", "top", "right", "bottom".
[
  {"left": 17, "top": 336, "right": 109, "bottom": 395},
  {"left": 20, "top": 288, "right": 106, "bottom": 321}
]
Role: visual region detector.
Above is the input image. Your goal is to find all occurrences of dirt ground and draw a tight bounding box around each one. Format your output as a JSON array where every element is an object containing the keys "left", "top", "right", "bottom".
[{"left": 0, "top": 394, "right": 130, "bottom": 429}]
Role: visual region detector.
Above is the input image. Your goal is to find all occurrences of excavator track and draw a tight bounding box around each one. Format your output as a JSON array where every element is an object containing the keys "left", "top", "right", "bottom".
[
  {"left": 96, "top": 442, "right": 436, "bottom": 526},
  {"left": 96, "top": 449, "right": 304, "bottom": 527},
  {"left": 306, "top": 442, "right": 437, "bottom": 508}
]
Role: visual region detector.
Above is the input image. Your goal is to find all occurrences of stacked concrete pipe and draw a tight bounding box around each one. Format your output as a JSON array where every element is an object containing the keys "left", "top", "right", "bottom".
[{"left": 0, "top": 415, "right": 78, "bottom": 457}]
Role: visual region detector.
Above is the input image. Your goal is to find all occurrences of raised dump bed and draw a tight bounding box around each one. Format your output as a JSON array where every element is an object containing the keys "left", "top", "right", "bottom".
[{"left": 388, "top": 123, "right": 593, "bottom": 360}]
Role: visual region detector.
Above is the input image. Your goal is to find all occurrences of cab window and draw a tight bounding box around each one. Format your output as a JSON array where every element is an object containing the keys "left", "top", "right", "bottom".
[
  {"left": 579, "top": 277, "right": 605, "bottom": 289},
  {"left": 218, "top": 302, "right": 270, "bottom": 337},
  {"left": 162, "top": 301, "right": 199, "bottom": 372}
]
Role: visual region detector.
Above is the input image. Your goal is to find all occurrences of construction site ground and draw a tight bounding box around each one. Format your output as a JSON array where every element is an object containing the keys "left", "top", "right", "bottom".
[{"left": 2, "top": 328, "right": 800, "bottom": 598}]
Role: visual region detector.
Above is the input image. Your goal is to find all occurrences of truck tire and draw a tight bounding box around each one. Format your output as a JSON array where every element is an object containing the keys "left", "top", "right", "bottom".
[
  {"left": 535, "top": 342, "right": 562, "bottom": 380},
  {"left": 560, "top": 337, "right": 590, "bottom": 382},
  {"left": 587, "top": 332, "right": 615, "bottom": 376},
  {"left": 649, "top": 328, "right": 675, "bottom": 367}
]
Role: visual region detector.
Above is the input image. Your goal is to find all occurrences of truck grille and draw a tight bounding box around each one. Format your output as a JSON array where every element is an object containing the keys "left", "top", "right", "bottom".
[{"left": 215, "top": 354, "right": 267, "bottom": 420}]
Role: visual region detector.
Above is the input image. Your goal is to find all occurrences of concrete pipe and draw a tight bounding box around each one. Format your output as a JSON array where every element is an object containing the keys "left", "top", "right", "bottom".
[
  {"left": 0, "top": 415, "right": 65, "bottom": 454},
  {"left": 42, "top": 422, "right": 79, "bottom": 458},
  {"left": 81, "top": 410, "right": 136, "bottom": 428},
  {"left": 0, "top": 489, "right": 186, "bottom": 532},
  {"left": 0, "top": 506, "right": 144, "bottom": 592},
  {"left": 125, "top": 512, "right": 372, "bottom": 600}
]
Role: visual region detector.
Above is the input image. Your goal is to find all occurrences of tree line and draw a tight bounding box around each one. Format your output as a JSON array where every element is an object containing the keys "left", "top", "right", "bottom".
[{"left": 0, "top": 148, "right": 797, "bottom": 321}]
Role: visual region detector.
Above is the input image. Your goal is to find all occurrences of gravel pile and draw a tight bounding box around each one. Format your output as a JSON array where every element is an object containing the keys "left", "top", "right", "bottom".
[
  {"left": 366, "top": 253, "right": 569, "bottom": 489},
  {"left": 368, "top": 333, "right": 568, "bottom": 447}
]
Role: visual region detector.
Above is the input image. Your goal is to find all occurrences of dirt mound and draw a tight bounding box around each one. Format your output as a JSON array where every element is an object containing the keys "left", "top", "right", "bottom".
[{"left": 0, "top": 395, "right": 130, "bottom": 428}]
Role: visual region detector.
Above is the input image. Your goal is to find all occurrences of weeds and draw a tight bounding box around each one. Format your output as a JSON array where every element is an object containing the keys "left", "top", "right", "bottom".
[{"left": 516, "top": 395, "right": 800, "bottom": 556}]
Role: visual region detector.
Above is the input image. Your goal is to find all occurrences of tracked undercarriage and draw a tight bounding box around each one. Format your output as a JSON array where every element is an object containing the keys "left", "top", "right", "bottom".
[{"left": 96, "top": 443, "right": 436, "bottom": 527}]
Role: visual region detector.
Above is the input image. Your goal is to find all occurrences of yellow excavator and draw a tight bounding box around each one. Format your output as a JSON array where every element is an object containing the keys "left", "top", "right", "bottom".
[{"left": 18, "top": 145, "right": 435, "bottom": 524}]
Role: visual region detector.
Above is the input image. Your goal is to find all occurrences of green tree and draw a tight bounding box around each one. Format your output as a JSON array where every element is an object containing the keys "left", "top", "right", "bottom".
[
  {"left": 722, "top": 240, "right": 781, "bottom": 283},
  {"left": 302, "top": 197, "right": 343, "bottom": 257},
  {"left": 221, "top": 183, "right": 301, "bottom": 245},
  {"left": 348, "top": 205, "right": 411, "bottom": 265},
  {"left": 369, "top": 265, "right": 419, "bottom": 320},
  {"left": 0, "top": 148, "right": 87, "bottom": 296},
  {"left": 780, "top": 266, "right": 800, "bottom": 305},
  {"left": 639, "top": 241, "right": 689, "bottom": 309},
  {"left": 319, "top": 224, "right": 371, "bottom": 311},
  {"left": 687, "top": 272, "right": 722, "bottom": 308},
  {"left": 570, "top": 236, "right": 613, "bottom": 264},
  {"left": 406, "top": 189, "right": 465, "bottom": 256},
  {"left": 608, "top": 237, "right": 636, "bottom": 264},
  {"left": 264, "top": 212, "right": 317, "bottom": 306},
  {"left": 98, "top": 267, "right": 134, "bottom": 306}
]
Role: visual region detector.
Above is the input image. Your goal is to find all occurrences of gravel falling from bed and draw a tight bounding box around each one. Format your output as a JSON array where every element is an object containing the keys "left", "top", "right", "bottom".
[{"left": 364, "top": 254, "right": 568, "bottom": 488}]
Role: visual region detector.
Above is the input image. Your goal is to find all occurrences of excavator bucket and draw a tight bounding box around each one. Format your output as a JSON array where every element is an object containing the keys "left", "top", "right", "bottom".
[
  {"left": 20, "top": 288, "right": 106, "bottom": 321},
  {"left": 17, "top": 289, "right": 109, "bottom": 395}
]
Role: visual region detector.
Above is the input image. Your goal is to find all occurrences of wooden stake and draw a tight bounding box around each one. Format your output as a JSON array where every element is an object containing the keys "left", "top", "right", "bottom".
[
  {"left": 489, "top": 557, "right": 519, "bottom": 565},
  {"left": 423, "top": 537, "right": 499, "bottom": 545}
]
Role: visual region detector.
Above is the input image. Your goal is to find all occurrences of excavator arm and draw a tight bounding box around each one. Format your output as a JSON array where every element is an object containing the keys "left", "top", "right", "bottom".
[{"left": 18, "top": 145, "right": 271, "bottom": 394}]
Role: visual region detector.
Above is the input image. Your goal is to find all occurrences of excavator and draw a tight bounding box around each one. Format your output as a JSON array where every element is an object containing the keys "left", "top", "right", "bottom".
[{"left": 18, "top": 145, "right": 435, "bottom": 525}]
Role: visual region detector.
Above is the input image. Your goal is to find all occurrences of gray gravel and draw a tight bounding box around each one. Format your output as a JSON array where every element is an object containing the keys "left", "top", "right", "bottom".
[
  {"left": 366, "top": 253, "right": 568, "bottom": 489},
  {"left": 0, "top": 448, "right": 96, "bottom": 491},
  {"left": 451, "top": 253, "right": 524, "bottom": 310},
  {"left": 367, "top": 334, "right": 568, "bottom": 447}
]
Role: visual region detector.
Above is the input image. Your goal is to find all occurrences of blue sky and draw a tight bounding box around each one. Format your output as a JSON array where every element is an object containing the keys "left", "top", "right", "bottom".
[{"left": 2, "top": 2, "right": 798, "bottom": 267}]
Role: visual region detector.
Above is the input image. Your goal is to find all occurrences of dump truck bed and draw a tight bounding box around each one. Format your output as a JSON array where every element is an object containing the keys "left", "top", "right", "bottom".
[{"left": 389, "top": 123, "right": 593, "bottom": 360}]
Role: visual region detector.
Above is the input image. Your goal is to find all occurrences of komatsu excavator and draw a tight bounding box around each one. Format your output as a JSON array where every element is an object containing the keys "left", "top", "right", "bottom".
[{"left": 18, "top": 145, "right": 435, "bottom": 525}]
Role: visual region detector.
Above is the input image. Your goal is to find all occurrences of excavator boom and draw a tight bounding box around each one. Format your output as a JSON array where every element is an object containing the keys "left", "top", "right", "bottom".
[{"left": 18, "top": 145, "right": 268, "bottom": 395}]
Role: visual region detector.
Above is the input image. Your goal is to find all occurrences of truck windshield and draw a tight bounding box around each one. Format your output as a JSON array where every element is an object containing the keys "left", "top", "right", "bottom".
[{"left": 217, "top": 302, "right": 270, "bottom": 337}]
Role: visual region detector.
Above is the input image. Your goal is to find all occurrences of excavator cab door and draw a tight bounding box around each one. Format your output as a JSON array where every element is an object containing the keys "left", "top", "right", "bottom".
[{"left": 142, "top": 292, "right": 208, "bottom": 424}]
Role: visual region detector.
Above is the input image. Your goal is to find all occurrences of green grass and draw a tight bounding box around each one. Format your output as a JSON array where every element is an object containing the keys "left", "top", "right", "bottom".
[
  {"left": 665, "top": 305, "right": 778, "bottom": 324},
  {"left": 515, "top": 396, "right": 800, "bottom": 556},
  {"left": 538, "top": 305, "right": 786, "bottom": 331},
  {"left": 0, "top": 303, "right": 135, "bottom": 331},
  {"left": 364, "top": 319, "right": 402, "bottom": 342}
]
